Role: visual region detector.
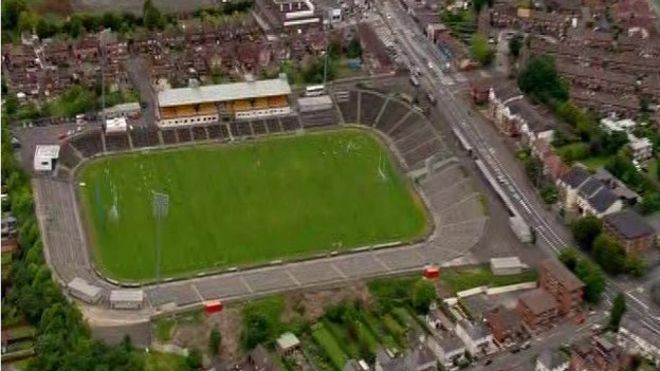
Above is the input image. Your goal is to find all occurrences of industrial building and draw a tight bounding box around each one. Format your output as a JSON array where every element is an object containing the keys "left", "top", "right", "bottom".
[{"left": 155, "top": 75, "right": 292, "bottom": 127}]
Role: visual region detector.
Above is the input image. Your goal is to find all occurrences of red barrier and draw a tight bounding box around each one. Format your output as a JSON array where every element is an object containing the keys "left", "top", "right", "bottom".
[
  {"left": 423, "top": 266, "right": 440, "bottom": 279},
  {"left": 204, "top": 300, "right": 223, "bottom": 315}
]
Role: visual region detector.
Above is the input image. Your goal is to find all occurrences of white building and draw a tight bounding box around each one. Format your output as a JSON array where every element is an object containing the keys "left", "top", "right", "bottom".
[
  {"left": 490, "top": 256, "right": 525, "bottom": 275},
  {"left": 109, "top": 289, "right": 144, "bottom": 309},
  {"left": 557, "top": 166, "right": 623, "bottom": 218},
  {"left": 105, "top": 116, "right": 128, "bottom": 134},
  {"left": 67, "top": 277, "right": 103, "bottom": 304},
  {"left": 33, "top": 145, "right": 60, "bottom": 172},
  {"left": 600, "top": 117, "right": 637, "bottom": 133},
  {"left": 102, "top": 102, "right": 141, "bottom": 119},
  {"left": 454, "top": 319, "right": 495, "bottom": 357},
  {"left": 629, "top": 135, "right": 653, "bottom": 162}
]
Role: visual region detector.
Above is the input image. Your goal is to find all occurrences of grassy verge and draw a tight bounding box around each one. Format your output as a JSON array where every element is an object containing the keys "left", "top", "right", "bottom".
[{"left": 441, "top": 266, "right": 537, "bottom": 293}]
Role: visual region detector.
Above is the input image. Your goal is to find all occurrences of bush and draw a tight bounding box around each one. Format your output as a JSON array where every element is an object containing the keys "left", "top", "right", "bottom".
[
  {"left": 518, "top": 55, "right": 568, "bottom": 104},
  {"left": 570, "top": 216, "right": 602, "bottom": 251},
  {"left": 209, "top": 327, "right": 221, "bottom": 356},
  {"left": 470, "top": 33, "right": 494, "bottom": 66},
  {"left": 411, "top": 279, "right": 437, "bottom": 314},
  {"left": 592, "top": 235, "right": 626, "bottom": 275}
]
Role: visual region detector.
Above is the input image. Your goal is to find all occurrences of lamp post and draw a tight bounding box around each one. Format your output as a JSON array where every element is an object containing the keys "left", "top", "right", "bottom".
[{"left": 152, "top": 191, "right": 169, "bottom": 288}]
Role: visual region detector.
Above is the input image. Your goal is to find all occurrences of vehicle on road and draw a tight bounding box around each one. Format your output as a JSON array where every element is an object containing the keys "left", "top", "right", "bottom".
[
  {"left": 409, "top": 75, "right": 420, "bottom": 87},
  {"left": 305, "top": 84, "right": 326, "bottom": 97}
]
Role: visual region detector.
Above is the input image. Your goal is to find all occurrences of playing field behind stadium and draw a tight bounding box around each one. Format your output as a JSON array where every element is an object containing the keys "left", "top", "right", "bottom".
[{"left": 79, "top": 129, "right": 429, "bottom": 281}]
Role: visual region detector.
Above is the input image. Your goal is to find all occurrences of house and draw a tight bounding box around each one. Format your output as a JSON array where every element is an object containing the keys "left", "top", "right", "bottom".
[
  {"left": 276, "top": 332, "right": 300, "bottom": 355},
  {"left": 425, "top": 308, "right": 453, "bottom": 332},
  {"left": 460, "top": 294, "right": 496, "bottom": 321},
  {"left": 486, "top": 306, "right": 527, "bottom": 345},
  {"left": 73, "top": 37, "right": 100, "bottom": 62},
  {"left": 404, "top": 342, "right": 437, "bottom": 371},
  {"left": 570, "top": 335, "right": 626, "bottom": 371},
  {"left": 535, "top": 349, "right": 569, "bottom": 371},
  {"left": 374, "top": 347, "right": 405, "bottom": 371},
  {"left": 592, "top": 168, "right": 641, "bottom": 206},
  {"left": 539, "top": 259, "right": 584, "bottom": 315},
  {"left": 603, "top": 210, "right": 655, "bottom": 254},
  {"left": 517, "top": 289, "right": 559, "bottom": 330},
  {"left": 454, "top": 319, "right": 495, "bottom": 357},
  {"left": 556, "top": 166, "right": 623, "bottom": 218},
  {"left": 470, "top": 79, "right": 491, "bottom": 104},
  {"left": 427, "top": 335, "right": 466, "bottom": 369},
  {"left": 617, "top": 317, "right": 660, "bottom": 365}
]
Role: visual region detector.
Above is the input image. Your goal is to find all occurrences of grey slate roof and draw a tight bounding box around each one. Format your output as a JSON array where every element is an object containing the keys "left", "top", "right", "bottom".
[
  {"left": 578, "top": 177, "right": 604, "bottom": 198},
  {"left": 588, "top": 187, "right": 620, "bottom": 213},
  {"left": 604, "top": 210, "right": 655, "bottom": 239},
  {"left": 436, "top": 335, "right": 466, "bottom": 353},
  {"left": 562, "top": 166, "right": 591, "bottom": 188}
]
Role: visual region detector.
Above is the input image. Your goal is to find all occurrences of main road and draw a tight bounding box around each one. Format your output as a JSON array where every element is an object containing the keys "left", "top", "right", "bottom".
[{"left": 375, "top": 0, "right": 660, "bottom": 335}]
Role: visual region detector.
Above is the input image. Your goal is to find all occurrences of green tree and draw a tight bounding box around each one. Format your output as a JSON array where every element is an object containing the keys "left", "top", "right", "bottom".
[
  {"left": 558, "top": 248, "right": 580, "bottom": 271},
  {"left": 4, "top": 95, "right": 19, "bottom": 116},
  {"left": 508, "top": 33, "right": 523, "bottom": 58},
  {"left": 412, "top": 279, "right": 437, "bottom": 314},
  {"left": 608, "top": 293, "right": 626, "bottom": 331},
  {"left": 472, "top": 0, "right": 493, "bottom": 13},
  {"left": 346, "top": 37, "right": 362, "bottom": 59},
  {"left": 185, "top": 348, "right": 203, "bottom": 370},
  {"left": 240, "top": 311, "right": 274, "bottom": 350},
  {"left": 36, "top": 18, "right": 58, "bottom": 39},
  {"left": 17, "top": 10, "right": 36, "bottom": 33},
  {"left": 518, "top": 55, "right": 568, "bottom": 104},
  {"left": 524, "top": 155, "right": 543, "bottom": 187},
  {"left": 470, "top": 33, "right": 494, "bottom": 66},
  {"left": 209, "top": 327, "right": 222, "bottom": 356},
  {"left": 625, "top": 255, "right": 647, "bottom": 277},
  {"left": 592, "top": 234, "right": 626, "bottom": 275},
  {"left": 540, "top": 184, "right": 558, "bottom": 204},
  {"left": 640, "top": 192, "right": 660, "bottom": 215},
  {"left": 101, "top": 12, "right": 121, "bottom": 31},
  {"left": 575, "top": 259, "right": 605, "bottom": 303},
  {"left": 570, "top": 216, "right": 602, "bottom": 251},
  {"left": 68, "top": 16, "right": 83, "bottom": 38},
  {"left": 2, "top": 0, "right": 27, "bottom": 31},
  {"left": 143, "top": 0, "right": 162, "bottom": 30}
]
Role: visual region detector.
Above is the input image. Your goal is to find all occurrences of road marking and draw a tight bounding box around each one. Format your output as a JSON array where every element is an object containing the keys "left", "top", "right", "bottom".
[{"left": 239, "top": 276, "right": 254, "bottom": 294}]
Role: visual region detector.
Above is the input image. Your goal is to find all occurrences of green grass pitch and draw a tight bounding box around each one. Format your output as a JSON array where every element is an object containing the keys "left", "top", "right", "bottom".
[{"left": 78, "top": 129, "right": 429, "bottom": 281}]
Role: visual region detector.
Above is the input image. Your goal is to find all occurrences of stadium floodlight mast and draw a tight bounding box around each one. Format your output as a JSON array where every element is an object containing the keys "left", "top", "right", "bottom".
[{"left": 152, "top": 191, "right": 169, "bottom": 289}]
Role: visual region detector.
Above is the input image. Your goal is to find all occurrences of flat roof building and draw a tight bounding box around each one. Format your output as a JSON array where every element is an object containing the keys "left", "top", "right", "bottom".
[
  {"left": 67, "top": 277, "right": 103, "bottom": 304},
  {"left": 490, "top": 256, "right": 526, "bottom": 275},
  {"left": 33, "top": 145, "right": 60, "bottom": 172},
  {"left": 539, "top": 259, "right": 584, "bottom": 315},
  {"left": 110, "top": 289, "right": 144, "bottom": 310}
]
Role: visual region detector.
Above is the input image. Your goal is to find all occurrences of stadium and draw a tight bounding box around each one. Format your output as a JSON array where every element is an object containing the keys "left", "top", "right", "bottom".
[{"left": 34, "top": 78, "right": 488, "bottom": 312}]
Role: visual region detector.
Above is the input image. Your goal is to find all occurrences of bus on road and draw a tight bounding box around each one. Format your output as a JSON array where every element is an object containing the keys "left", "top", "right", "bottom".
[{"left": 305, "top": 85, "right": 326, "bottom": 97}]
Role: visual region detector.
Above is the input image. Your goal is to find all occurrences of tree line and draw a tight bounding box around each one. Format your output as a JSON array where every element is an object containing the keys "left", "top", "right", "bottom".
[{"left": 1, "top": 122, "right": 146, "bottom": 370}]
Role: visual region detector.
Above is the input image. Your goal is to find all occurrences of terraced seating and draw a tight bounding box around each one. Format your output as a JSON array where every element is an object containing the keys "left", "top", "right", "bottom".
[
  {"left": 388, "top": 114, "right": 425, "bottom": 139},
  {"left": 402, "top": 138, "right": 443, "bottom": 169},
  {"left": 374, "top": 99, "right": 409, "bottom": 133},
  {"left": 104, "top": 133, "right": 130, "bottom": 152},
  {"left": 394, "top": 125, "right": 435, "bottom": 153},
  {"left": 130, "top": 127, "right": 160, "bottom": 148},
  {"left": 177, "top": 128, "right": 192, "bottom": 142},
  {"left": 422, "top": 165, "right": 465, "bottom": 189},
  {"left": 192, "top": 126, "right": 207, "bottom": 141},
  {"left": 251, "top": 120, "right": 267, "bottom": 135},
  {"left": 162, "top": 129, "right": 178, "bottom": 145},
  {"left": 266, "top": 119, "right": 281, "bottom": 133},
  {"left": 425, "top": 179, "right": 474, "bottom": 211},
  {"left": 229, "top": 122, "right": 240, "bottom": 137},
  {"left": 300, "top": 109, "right": 339, "bottom": 128},
  {"left": 336, "top": 91, "right": 359, "bottom": 123},
  {"left": 58, "top": 143, "right": 82, "bottom": 169},
  {"left": 281, "top": 116, "right": 300, "bottom": 132},
  {"left": 235, "top": 121, "right": 252, "bottom": 137},
  {"left": 359, "top": 92, "right": 386, "bottom": 126},
  {"left": 70, "top": 130, "right": 103, "bottom": 158},
  {"left": 440, "top": 196, "right": 484, "bottom": 225},
  {"left": 207, "top": 124, "right": 223, "bottom": 139}
]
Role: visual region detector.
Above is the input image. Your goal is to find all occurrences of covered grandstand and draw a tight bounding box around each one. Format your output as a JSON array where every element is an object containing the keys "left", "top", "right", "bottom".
[{"left": 156, "top": 75, "right": 293, "bottom": 127}]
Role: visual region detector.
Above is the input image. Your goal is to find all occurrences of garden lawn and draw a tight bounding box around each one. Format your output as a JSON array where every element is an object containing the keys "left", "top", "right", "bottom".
[
  {"left": 441, "top": 267, "right": 537, "bottom": 293},
  {"left": 79, "top": 130, "right": 428, "bottom": 281},
  {"left": 312, "top": 323, "right": 348, "bottom": 370}
]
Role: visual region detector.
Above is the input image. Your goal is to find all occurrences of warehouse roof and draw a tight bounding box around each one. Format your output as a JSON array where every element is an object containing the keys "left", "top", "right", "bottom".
[{"left": 157, "top": 76, "right": 291, "bottom": 107}]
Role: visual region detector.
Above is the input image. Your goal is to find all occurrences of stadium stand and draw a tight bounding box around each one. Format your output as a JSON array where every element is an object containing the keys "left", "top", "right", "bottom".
[
  {"left": 265, "top": 118, "right": 281, "bottom": 133},
  {"left": 130, "top": 127, "right": 160, "bottom": 148},
  {"left": 375, "top": 102, "right": 410, "bottom": 133},
  {"left": 176, "top": 128, "right": 192, "bottom": 142},
  {"left": 162, "top": 129, "right": 178, "bottom": 145},
  {"left": 251, "top": 120, "right": 267, "bottom": 135},
  {"left": 394, "top": 125, "right": 436, "bottom": 153},
  {"left": 207, "top": 124, "right": 223, "bottom": 139},
  {"left": 235, "top": 121, "right": 253, "bottom": 137},
  {"left": 70, "top": 129, "right": 104, "bottom": 158},
  {"left": 334, "top": 90, "right": 359, "bottom": 123},
  {"left": 58, "top": 143, "right": 82, "bottom": 169},
  {"left": 104, "top": 133, "right": 131, "bottom": 152},
  {"left": 359, "top": 92, "right": 387, "bottom": 126},
  {"left": 299, "top": 109, "right": 339, "bottom": 128},
  {"left": 192, "top": 126, "right": 208, "bottom": 141},
  {"left": 388, "top": 113, "right": 424, "bottom": 139},
  {"left": 280, "top": 116, "right": 301, "bottom": 132}
]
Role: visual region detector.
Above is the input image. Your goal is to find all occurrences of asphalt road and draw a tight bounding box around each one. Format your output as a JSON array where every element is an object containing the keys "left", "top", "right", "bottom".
[{"left": 376, "top": 0, "right": 660, "bottom": 335}]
